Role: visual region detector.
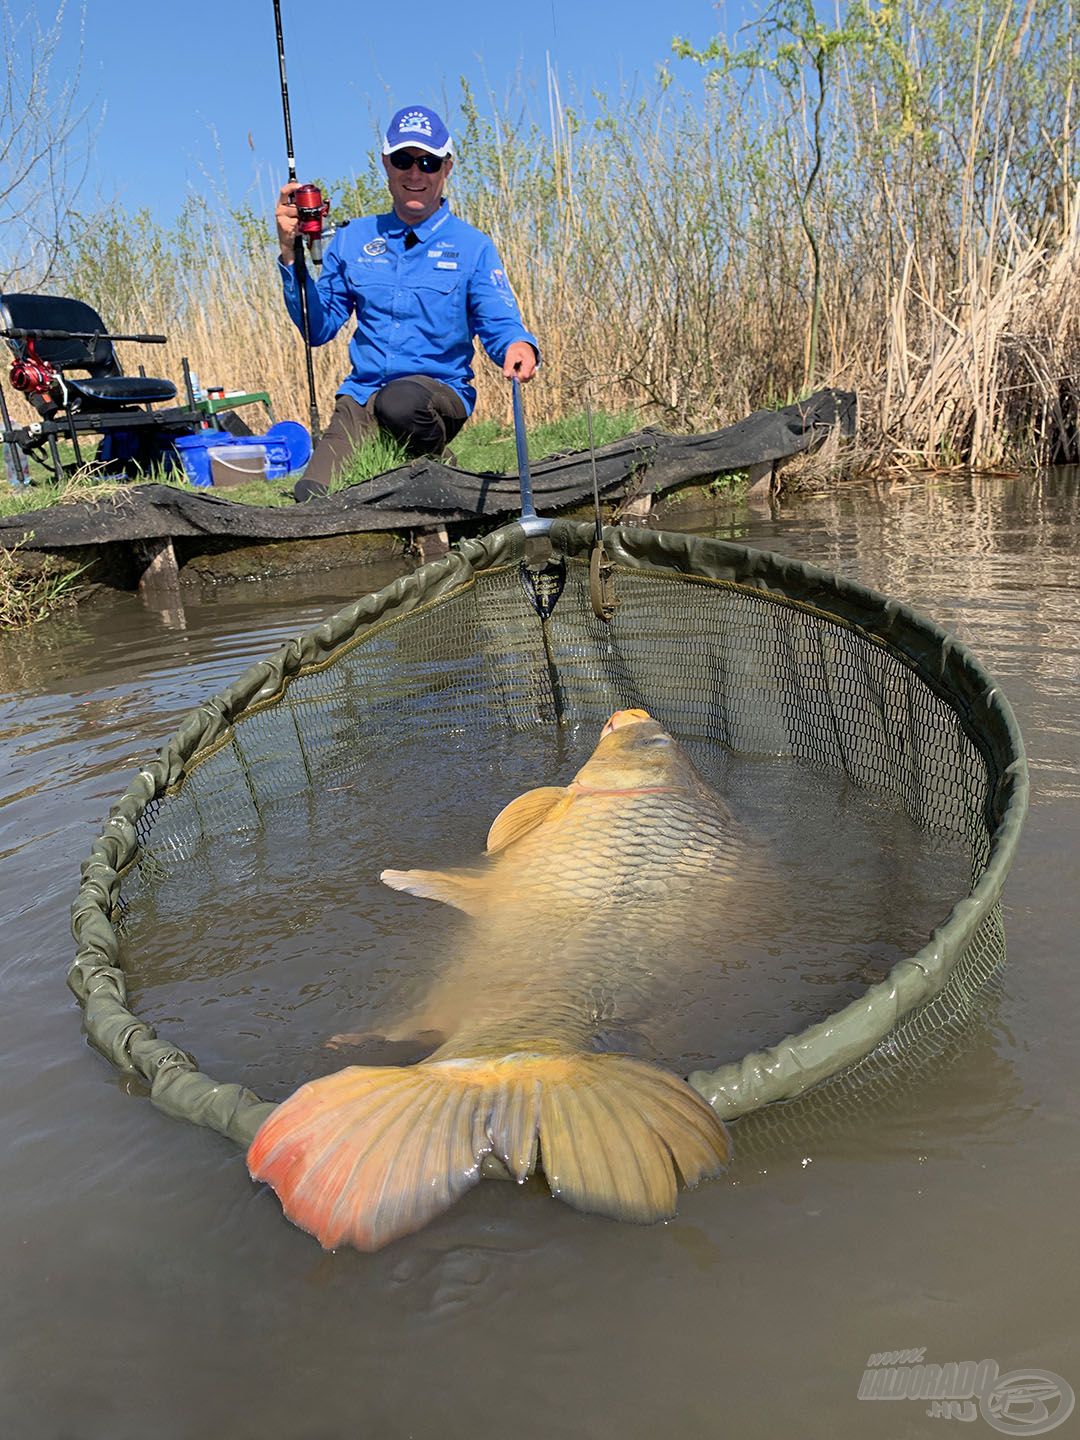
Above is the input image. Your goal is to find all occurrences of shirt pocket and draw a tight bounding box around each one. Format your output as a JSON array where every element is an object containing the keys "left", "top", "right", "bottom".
[
  {"left": 347, "top": 260, "right": 394, "bottom": 325},
  {"left": 406, "top": 269, "right": 464, "bottom": 330}
]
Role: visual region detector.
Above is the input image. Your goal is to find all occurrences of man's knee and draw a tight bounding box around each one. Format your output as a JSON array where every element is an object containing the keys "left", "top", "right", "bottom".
[
  {"left": 373, "top": 379, "right": 441, "bottom": 447},
  {"left": 373, "top": 378, "right": 466, "bottom": 456}
]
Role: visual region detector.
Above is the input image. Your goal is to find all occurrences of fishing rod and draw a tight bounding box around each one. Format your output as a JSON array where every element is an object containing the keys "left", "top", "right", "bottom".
[
  {"left": 511, "top": 375, "right": 551, "bottom": 536},
  {"left": 272, "top": 0, "right": 327, "bottom": 440},
  {"left": 1, "top": 328, "right": 167, "bottom": 344}
]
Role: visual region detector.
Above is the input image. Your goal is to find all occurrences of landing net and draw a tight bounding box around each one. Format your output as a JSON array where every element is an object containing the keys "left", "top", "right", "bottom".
[{"left": 69, "top": 521, "right": 1028, "bottom": 1149}]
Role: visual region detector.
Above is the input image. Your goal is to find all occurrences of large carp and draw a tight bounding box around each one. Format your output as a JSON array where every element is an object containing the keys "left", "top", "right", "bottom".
[{"left": 248, "top": 709, "right": 742, "bottom": 1250}]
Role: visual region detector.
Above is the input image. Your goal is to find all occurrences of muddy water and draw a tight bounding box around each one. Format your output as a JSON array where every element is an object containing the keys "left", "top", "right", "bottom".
[
  {"left": 2, "top": 474, "right": 1077, "bottom": 1440},
  {"left": 120, "top": 724, "right": 970, "bottom": 1091}
]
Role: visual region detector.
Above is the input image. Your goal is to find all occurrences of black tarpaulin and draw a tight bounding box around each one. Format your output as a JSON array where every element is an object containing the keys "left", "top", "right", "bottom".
[{"left": 2, "top": 388, "right": 855, "bottom": 550}]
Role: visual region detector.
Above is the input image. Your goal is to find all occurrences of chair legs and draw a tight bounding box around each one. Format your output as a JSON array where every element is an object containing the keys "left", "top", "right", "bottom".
[
  {"left": 0, "top": 383, "right": 28, "bottom": 485},
  {"left": 48, "top": 432, "right": 64, "bottom": 481},
  {"left": 64, "top": 409, "right": 84, "bottom": 467}
]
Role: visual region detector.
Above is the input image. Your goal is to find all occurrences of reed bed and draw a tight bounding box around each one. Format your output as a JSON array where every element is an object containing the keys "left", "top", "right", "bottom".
[{"left": 7, "top": 0, "right": 1080, "bottom": 473}]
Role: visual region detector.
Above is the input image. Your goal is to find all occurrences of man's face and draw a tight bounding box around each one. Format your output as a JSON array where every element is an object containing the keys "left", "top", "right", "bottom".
[{"left": 383, "top": 148, "right": 453, "bottom": 225}]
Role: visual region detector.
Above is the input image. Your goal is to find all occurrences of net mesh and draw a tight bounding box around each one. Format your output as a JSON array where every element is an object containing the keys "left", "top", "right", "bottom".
[{"left": 70, "top": 521, "right": 1027, "bottom": 1149}]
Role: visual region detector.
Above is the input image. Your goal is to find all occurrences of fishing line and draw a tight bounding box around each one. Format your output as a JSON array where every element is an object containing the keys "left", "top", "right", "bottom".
[
  {"left": 579, "top": 376, "right": 650, "bottom": 715},
  {"left": 586, "top": 391, "right": 618, "bottom": 622},
  {"left": 512, "top": 376, "right": 567, "bottom": 725}
]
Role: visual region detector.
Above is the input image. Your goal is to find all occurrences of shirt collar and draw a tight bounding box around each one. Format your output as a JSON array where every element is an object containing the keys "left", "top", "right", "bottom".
[{"left": 382, "top": 199, "right": 453, "bottom": 245}]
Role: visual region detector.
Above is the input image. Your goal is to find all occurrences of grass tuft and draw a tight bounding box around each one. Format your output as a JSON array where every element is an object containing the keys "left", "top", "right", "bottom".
[
  {"left": 0, "top": 535, "right": 87, "bottom": 629},
  {"left": 328, "top": 433, "right": 411, "bottom": 491},
  {"left": 451, "top": 408, "right": 641, "bottom": 474}
]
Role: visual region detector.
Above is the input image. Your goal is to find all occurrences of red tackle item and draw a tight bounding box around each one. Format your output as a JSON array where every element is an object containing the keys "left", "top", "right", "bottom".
[{"left": 8, "top": 338, "right": 57, "bottom": 400}]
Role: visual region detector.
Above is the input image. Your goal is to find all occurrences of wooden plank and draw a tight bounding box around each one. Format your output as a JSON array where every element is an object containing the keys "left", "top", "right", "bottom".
[{"left": 133, "top": 535, "right": 180, "bottom": 593}]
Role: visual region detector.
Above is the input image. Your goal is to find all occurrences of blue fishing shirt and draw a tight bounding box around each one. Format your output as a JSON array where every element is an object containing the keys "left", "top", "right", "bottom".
[{"left": 278, "top": 200, "right": 539, "bottom": 415}]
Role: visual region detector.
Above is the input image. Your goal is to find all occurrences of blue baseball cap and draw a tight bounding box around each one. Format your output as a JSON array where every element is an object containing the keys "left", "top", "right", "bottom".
[{"left": 383, "top": 105, "right": 453, "bottom": 159}]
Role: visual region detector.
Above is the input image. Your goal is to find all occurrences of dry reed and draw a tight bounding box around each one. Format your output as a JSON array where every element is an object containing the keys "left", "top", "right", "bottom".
[{"left": 6, "top": 1, "right": 1078, "bottom": 474}]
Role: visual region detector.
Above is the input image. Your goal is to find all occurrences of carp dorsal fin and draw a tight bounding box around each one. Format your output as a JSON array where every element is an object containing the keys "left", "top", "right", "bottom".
[
  {"left": 486, "top": 786, "right": 568, "bottom": 854},
  {"left": 380, "top": 867, "right": 487, "bottom": 914}
]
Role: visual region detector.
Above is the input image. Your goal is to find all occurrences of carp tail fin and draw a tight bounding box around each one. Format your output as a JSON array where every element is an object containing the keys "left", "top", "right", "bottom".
[
  {"left": 248, "top": 1053, "right": 730, "bottom": 1251},
  {"left": 534, "top": 1052, "right": 732, "bottom": 1222},
  {"left": 248, "top": 1063, "right": 494, "bottom": 1252}
]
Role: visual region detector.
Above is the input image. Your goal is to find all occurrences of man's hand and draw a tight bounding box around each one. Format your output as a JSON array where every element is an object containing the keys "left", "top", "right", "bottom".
[
  {"left": 503, "top": 340, "right": 538, "bottom": 383},
  {"left": 275, "top": 181, "right": 302, "bottom": 264}
]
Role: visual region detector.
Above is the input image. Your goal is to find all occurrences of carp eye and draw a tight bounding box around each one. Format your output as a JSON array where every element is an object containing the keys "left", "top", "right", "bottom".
[{"left": 645, "top": 735, "right": 672, "bottom": 745}]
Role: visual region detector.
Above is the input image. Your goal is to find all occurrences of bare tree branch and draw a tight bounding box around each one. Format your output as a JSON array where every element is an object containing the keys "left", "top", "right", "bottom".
[{"left": 0, "top": 0, "right": 95, "bottom": 290}]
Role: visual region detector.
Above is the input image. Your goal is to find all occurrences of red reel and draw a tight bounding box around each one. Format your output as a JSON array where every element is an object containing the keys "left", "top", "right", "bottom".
[
  {"left": 9, "top": 340, "right": 57, "bottom": 399},
  {"left": 293, "top": 183, "right": 329, "bottom": 239}
]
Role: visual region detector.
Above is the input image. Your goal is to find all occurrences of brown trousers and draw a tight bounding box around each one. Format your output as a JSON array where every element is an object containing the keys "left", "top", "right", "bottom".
[{"left": 294, "top": 376, "right": 467, "bottom": 501}]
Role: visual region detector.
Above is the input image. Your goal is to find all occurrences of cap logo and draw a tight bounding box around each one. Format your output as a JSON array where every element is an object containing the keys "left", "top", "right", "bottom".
[{"left": 398, "top": 109, "right": 433, "bottom": 138}]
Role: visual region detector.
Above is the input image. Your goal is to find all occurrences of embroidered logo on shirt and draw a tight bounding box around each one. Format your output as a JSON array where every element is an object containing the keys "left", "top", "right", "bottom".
[
  {"left": 490, "top": 267, "right": 510, "bottom": 289},
  {"left": 363, "top": 237, "right": 388, "bottom": 256},
  {"left": 435, "top": 261, "right": 458, "bottom": 270}
]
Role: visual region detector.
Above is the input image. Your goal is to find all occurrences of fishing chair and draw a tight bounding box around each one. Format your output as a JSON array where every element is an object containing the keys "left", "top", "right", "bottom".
[{"left": 0, "top": 292, "right": 205, "bottom": 485}]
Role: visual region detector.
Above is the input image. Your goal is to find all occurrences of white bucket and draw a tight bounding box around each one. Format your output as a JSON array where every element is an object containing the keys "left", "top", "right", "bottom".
[{"left": 208, "top": 444, "right": 269, "bottom": 487}]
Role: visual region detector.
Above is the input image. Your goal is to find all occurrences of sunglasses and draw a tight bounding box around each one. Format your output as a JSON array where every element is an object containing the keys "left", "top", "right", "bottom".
[{"left": 388, "top": 151, "right": 447, "bottom": 174}]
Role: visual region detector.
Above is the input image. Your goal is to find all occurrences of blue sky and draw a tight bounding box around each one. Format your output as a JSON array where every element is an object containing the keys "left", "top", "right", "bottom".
[{"left": 29, "top": 0, "right": 747, "bottom": 221}]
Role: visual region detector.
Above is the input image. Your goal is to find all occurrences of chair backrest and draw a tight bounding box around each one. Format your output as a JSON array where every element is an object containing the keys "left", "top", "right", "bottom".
[{"left": 0, "top": 293, "right": 121, "bottom": 378}]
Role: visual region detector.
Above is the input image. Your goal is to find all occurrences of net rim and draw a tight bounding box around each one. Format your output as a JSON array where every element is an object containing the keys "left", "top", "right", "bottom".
[{"left": 66, "top": 520, "right": 1029, "bottom": 1144}]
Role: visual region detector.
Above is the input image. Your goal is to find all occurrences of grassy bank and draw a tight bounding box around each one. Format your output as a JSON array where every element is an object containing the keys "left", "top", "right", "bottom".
[
  {"left": 0, "top": 406, "right": 642, "bottom": 517},
  {"left": 4, "top": 1, "right": 1079, "bottom": 472},
  {"left": 0, "top": 405, "right": 648, "bottom": 626}
]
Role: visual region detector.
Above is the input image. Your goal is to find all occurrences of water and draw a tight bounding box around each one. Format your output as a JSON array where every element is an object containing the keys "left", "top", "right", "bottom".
[
  {"left": 120, "top": 727, "right": 969, "bottom": 1092},
  {"left": 2, "top": 473, "right": 1077, "bottom": 1439}
]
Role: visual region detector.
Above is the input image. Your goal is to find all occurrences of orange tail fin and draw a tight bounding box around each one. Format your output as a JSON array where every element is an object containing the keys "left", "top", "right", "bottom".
[{"left": 248, "top": 1053, "right": 731, "bottom": 1251}]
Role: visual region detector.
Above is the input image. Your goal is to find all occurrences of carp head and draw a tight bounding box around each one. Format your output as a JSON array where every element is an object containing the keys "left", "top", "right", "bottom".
[{"left": 571, "top": 709, "right": 702, "bottom": 796}]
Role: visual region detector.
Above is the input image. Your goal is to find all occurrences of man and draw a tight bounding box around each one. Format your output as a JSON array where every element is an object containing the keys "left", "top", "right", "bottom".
[{"left": 276, "top": 104, "right": 539, "bottom": 502}]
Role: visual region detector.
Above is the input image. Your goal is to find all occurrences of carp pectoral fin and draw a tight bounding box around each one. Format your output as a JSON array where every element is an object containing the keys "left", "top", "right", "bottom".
[
  {"left": 486, "top": 786, "right": 568, "bottom": 853},
  {"left": 247, "top": 1053, "right": 732, "bottom": 1252},
  {"left": 325, "top": 1028, "right": 446, "bottom": 1061},
  {"left": 380, "top": 866, "right": 486, "bottom": 914}
]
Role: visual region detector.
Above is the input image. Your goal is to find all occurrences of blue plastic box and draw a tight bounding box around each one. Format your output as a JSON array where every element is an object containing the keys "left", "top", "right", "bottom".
[{"left": 172, "top": 422, "right": 312, "bottom": 487}]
